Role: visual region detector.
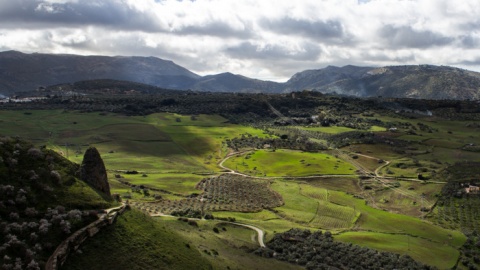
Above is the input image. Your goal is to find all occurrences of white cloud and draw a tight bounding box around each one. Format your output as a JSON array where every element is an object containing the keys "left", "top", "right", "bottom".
[{"left": 0, "top": 0, "right": 479, "bottom": 81}]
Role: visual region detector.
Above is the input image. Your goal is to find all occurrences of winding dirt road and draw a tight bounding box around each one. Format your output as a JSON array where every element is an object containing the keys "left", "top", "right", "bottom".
[{"left": 150, "top": 212, "right": 266, "bottom": 247}]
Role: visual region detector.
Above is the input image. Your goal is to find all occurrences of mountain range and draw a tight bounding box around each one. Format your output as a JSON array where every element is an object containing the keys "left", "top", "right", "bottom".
[{"left": 1, "top": 50, "right": 480, "bottom": 100}]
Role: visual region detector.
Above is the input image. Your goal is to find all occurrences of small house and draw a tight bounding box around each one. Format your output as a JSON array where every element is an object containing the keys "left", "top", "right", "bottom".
[{"left": 465, "top": 185, "right": 480, "bottom": 194}]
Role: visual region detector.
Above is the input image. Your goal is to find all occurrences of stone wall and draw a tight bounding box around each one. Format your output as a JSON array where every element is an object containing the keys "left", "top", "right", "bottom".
[{"left": 45, "top": 204, "right": 127, "bottom": 270}]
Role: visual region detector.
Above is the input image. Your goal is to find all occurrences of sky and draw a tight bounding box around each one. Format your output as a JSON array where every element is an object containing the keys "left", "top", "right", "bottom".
[{"left": 0, "top": 0, "right": 479, "bottom": 82}]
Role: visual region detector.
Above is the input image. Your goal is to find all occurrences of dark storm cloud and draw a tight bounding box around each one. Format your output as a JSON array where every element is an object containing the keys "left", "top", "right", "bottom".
[
  {"left": 0, "top": 0, "right": 253, "bottom": 38},
  {"left": 0, "top": 0, "right": 163, "bottom": 32},
  {"left": 459, "top": 35, "right": 480, "bottom": 48},
  {"left": 459, "top": 20, "right": 480, "bottom": 32},
  {"left": 379, "top": 25, "right": 454, "bottom": 49},
  {"left": 226, "top": 41, "right": 322, "bottom": 61},
  {"left": 261, "top": 17, "right": 348, "bottom": 42}
]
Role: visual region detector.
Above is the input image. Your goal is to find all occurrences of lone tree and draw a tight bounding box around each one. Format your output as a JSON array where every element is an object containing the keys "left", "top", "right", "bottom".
[{"left": 80, "top": 147, "right": 111, "bottom": 197}]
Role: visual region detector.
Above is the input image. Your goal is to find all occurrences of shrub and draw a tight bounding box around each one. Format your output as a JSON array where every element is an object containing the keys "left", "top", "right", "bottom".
[
  {"left": 50, "top": 170, "right": 62, "bottom": 183},
  {"left": 187, "top": 220, "right": 198, "bottom": 227},
  {"left": 27, "top": 148, "right": 44, "bottom": 160}
]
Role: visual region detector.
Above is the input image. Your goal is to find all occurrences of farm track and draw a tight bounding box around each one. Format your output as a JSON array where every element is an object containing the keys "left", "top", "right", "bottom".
[
  {"left": 332, "top": 148, "right": 436, "bottom": 207},
  {"left": 149, "top": 212, "right": 266, "bottom": 247}
]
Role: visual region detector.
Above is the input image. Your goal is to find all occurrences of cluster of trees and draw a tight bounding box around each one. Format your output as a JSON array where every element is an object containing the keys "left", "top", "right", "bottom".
[
  {"left": 255, "top": 228, "right": 434, "bottom": 270},
  {"left": 327, "top": 130, "right": 412, "bottom": 149},
  {"left": 0, "top": 202, "right": 97, "bottom": 269},
  {"left": 134, "top": 174, "right": 283, "bottom": 216},
  {"left": 433, "top": 163, "right": 480, "bottom": 227},
  {"left": 430, "top": 162, "right": 480, "bottom": 269},
  {"left": 460, "top": 230, "right": 480, "bottom": 270},
  {"left": 46, "top": 79, "right": 181, "bottom": 95}
]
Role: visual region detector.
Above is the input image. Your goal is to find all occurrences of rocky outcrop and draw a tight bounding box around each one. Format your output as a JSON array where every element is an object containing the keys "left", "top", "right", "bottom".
[{"left": 80, "top": 147, "right": 111, "bottom": 197}]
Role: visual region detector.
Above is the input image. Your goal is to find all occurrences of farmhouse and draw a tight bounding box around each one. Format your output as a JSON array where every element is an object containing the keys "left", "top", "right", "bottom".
[{"left": 465, "top": 185, "right": 480, "bottom": 194}]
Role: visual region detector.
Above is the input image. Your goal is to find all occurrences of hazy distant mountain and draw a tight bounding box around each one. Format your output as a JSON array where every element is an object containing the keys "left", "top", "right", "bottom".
[
  {"left": 1, "top": 51, "right": 480, "bottom": 99},
  {"left": 0, "top": 50, "right": 199, "bottom": 95}
]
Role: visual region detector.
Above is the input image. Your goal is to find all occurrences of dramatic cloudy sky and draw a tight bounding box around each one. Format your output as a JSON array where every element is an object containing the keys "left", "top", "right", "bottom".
[{"left": 1, "top": 0, "right": 479, "bottom": 81}]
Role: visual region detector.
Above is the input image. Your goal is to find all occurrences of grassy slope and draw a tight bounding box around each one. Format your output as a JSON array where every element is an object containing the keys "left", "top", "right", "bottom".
[
  {"left": 62, "top": 209, "right": 213, "bottom": 270},
  {"left": 158, "top": 217, "right": 302, "bottom": 270}
]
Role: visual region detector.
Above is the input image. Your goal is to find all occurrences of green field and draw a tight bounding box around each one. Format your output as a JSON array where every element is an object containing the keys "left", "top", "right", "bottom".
[
  {"left": 300, "top": 184, "right": 359, "bottom": 229},
  {"left": 306, "top": 176, "right": 361, "bottom": 194},
  {"left": 372, "top": 181, "right": 443, "bottom": 216},
  {"left": 224, "top": 149, "right": 356, "bottom": 177}
]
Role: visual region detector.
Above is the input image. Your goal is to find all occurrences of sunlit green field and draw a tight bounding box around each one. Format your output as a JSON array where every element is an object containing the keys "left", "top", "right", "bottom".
[{"left": 223, "top": 149, "right": 356, "bottom": 176}]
